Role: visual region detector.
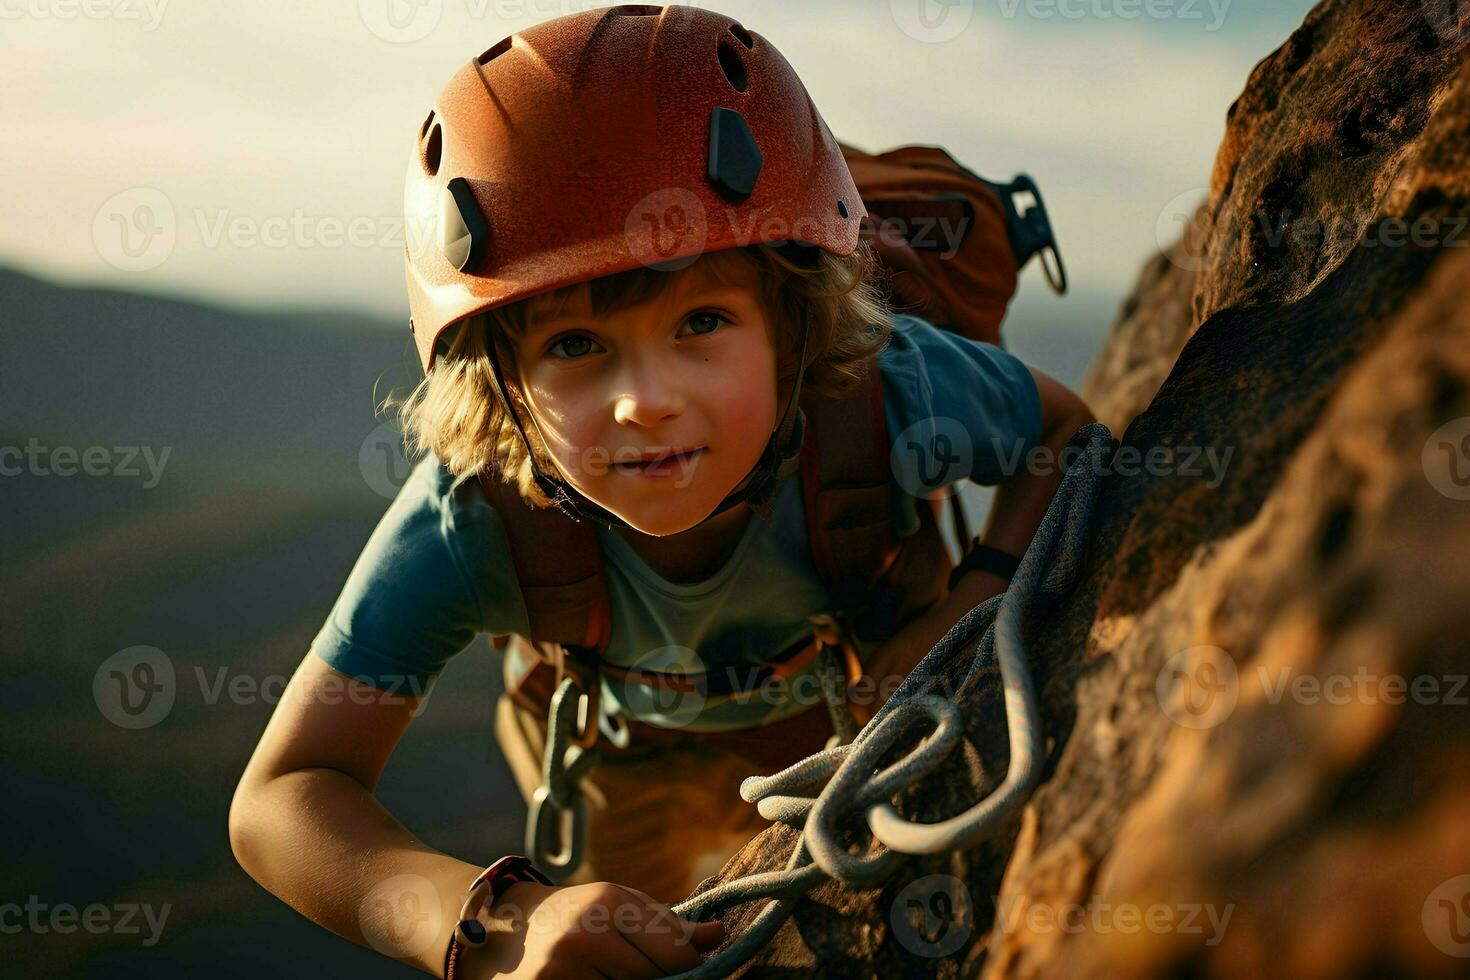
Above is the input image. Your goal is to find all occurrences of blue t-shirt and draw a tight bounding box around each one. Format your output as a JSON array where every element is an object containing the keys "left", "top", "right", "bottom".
[{"left": 310, "top": 314, "right": 1042, "bottom": 730}]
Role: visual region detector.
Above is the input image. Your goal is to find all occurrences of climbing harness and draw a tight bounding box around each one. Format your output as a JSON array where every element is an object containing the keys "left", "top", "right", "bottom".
[
  {"left": 660, "top": 423, "right": 1113, "bottom": 978},
  {"left": 525, "top": 613, "right": 865, "bottom": 875}
]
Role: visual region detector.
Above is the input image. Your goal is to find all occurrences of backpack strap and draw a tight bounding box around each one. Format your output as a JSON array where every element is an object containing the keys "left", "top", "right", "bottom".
[
  {"left": 476, "top": 471, "right": 611, "bottom": 668},
  {"left": 800, "top": 357, "right": 953, "bottom": 643}
]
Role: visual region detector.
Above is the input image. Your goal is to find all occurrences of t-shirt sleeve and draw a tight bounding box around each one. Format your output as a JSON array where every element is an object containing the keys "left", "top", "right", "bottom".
[
  {"left": 879, "top": 314, "right": 1043, "bottom": 496},
  {"left": 308, "top": 456, "right": 527, "bottom": 696}
]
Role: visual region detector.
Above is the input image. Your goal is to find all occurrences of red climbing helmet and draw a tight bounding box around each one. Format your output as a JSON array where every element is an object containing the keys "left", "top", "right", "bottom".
[{"left": 402, "top": 3, "right": 866, "bottom": 373}]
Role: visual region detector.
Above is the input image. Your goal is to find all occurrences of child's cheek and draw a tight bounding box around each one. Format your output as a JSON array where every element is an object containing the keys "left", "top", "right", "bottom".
[{"left": 708, "top": 346, "right": 778, "bottom": 432}]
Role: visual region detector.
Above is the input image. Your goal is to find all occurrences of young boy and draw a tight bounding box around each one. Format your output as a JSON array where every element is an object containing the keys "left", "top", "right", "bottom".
[{"left": 230, "top": 6, "right": 1094, "bottom": 978}]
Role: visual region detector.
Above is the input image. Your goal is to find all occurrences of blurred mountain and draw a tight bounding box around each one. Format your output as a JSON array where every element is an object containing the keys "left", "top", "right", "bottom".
[
  {"left": 0, "top": 266, "right": 426, "bottom": 553},
  {"left": 0, "top": 267, "right": 520, "bottom": 978}
]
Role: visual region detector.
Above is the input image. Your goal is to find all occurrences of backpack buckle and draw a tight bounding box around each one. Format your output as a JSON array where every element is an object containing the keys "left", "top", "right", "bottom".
[{"left": 986, "top": 173, "right": 1068, "bottom": 296}]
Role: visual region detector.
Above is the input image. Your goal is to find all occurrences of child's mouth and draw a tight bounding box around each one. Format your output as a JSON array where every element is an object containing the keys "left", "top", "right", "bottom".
[{"left": 614, "top": 447, "right": 704, "bottom": 478}]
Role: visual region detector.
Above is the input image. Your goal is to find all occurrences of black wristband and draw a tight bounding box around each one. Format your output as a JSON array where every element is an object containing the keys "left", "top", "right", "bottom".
[{"left": 948, "top": 542, "right": 1021, "bottom": 591}]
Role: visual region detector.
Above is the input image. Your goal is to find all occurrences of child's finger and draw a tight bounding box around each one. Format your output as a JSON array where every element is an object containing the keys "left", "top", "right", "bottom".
[{"left": 609, "top": 886, "right": 725, "bottom": 972}]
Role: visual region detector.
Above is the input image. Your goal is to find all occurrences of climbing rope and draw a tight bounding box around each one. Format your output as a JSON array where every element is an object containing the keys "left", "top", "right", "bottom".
[{"left": 663, "top": 423, "right": 1114, "bottom": 978}]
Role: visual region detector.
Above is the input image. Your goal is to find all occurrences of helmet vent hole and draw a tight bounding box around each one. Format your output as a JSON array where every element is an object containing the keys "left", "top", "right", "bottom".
[
  {"left": 421, "top": 122, "right": 443, "bottom": 177},
  {"left": 728, "top": 22, "right": 753, "bottom": 48},
  {"left": 419, "top": 110, "right": 435, "bottom": 140},
  {"left": 608, "top": 4, "right": 661, "bottom": 15},
  {"left": 717, "top": 42, "right": 748, "bottom": 92},
  {"left": 477, "top": 36, "right": 512, "bottom": 65}
]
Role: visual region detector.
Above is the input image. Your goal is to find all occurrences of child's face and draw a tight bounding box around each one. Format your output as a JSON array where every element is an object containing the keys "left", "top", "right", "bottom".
[{"left": 512, "top": 258, "right": 779, "bottom": 537}]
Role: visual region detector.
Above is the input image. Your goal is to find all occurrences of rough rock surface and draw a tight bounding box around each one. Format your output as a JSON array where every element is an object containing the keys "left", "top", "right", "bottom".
[{"left": 692, "top": 1, "right": 1470, "bottom": 976}]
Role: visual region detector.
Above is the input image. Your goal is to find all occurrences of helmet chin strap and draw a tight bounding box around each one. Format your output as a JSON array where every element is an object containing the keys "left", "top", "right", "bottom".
[{"left": 482, "top": 304, "right": 813, "bottom": 534}]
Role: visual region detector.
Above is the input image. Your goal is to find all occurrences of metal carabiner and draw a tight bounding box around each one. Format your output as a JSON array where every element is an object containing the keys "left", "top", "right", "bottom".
[
  {"left": 566, "top": 670, "right": 602, "bottom": 750},
  {"left": 598, "top": 704, "right": 632, "bottom": 750},
  {"left": 984, "top": 172, "right": 1069, "bottom": 296},
  {"left": 527, "top": 783, "right": 588, "bottom": 876},
  {"left": 528, "top": 676, "right": 602, "bottom": 879}
]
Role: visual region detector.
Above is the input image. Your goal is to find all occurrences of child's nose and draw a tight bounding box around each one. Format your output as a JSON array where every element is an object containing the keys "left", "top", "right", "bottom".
[{"left": 612, "top": 357, "right": 687, "bottom": 427}]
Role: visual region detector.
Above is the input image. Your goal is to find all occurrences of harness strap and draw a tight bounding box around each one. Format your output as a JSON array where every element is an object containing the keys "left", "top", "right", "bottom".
[
  {"left": 799, "top": 359, "right": 898, "bottom": 615},
  {"left": 477, "top": 471, "right": 611, "bottom": 656},
  {"left": 478, "top": 469, "right": 608, "bottom": 748},
  {"left": 598, "top": 629, "right": 834, "bottom": 700}
]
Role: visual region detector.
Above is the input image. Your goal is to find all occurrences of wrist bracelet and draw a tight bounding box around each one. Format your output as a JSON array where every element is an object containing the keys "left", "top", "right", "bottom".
[
  {"left": 443, "top": 855, "right": 552, "bottom": 979},
  {"left": 947, "top": 542, "right": 1022, "bottom": 592}
]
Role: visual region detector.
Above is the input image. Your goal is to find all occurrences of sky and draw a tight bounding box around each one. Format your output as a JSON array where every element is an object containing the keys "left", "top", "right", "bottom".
[{"left": 2, "top": 0, "right": 1319, "bottom": 329}]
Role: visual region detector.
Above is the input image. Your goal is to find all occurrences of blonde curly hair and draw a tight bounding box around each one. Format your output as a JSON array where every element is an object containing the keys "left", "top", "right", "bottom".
[{"left": 386, "top": 240, "right": 894, "bottom": 508}]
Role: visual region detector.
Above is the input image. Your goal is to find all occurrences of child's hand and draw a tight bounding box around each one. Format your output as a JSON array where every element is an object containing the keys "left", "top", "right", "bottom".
[{"left": 461, "top": 880, "right": 725, "bottom": 979}]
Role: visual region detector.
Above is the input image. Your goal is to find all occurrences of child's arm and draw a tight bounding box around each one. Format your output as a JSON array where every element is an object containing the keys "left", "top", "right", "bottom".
[
  {"left": 229, "top": 653, "right": 485, "bottom": 974},
  {"left": 858, "top": 365, "right": 1095, "bottom": 714},
  {"left": 229, "top": 652, "right": 721, "bottom": 977},
  {"left": 970, "top": 365, "right": 1097, "bottom": 580}
]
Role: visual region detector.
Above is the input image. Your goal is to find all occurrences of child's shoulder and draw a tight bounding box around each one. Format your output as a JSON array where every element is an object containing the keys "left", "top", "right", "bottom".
[
  {"left": 876, "top": 313, "right": 1043, "bottom": 490},
  {"left": 362, "top": 452, "right": 513, "bottom": 573}
]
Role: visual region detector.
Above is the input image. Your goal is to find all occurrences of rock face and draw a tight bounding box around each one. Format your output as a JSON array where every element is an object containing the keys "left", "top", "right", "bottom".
[{"left": 693, "top": 1, "right": 1470, "bottom": 976}]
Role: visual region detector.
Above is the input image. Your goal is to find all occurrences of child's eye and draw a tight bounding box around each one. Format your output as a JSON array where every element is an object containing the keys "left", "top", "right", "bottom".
[
  {"left": 681, "top": 311, "right": 731, "bottom": 337},
  {"left": 546, "top": 334, "right": 604, "bottom": 360}
]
